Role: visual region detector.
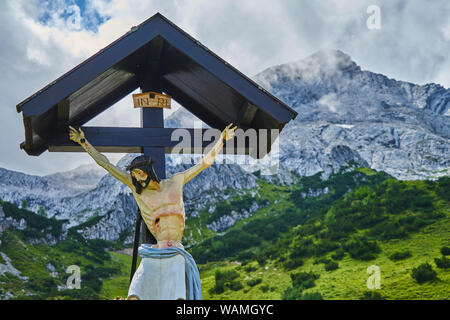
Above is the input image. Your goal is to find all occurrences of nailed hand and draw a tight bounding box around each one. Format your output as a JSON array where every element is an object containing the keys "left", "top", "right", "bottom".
[
  {"left": 69, "top": 126, "right": 85, "bottom": 144},
  {"left": 221, "top": 123, "right": 238, "bottom": 141}
]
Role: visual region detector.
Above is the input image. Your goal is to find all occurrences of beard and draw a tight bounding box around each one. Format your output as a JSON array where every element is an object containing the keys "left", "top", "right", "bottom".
[{"left": 132, "top": 176, "right": 151, "bottom": 194}]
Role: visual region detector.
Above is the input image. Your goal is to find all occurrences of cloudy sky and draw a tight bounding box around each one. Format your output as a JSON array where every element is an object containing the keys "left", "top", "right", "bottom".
[{"left": 0, "top": 0, "right": 449, "bottom": 176}]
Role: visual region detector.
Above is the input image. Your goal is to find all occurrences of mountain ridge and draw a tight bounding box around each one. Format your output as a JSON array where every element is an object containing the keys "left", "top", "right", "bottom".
[{"left": 0, "top": 49, "right": 448, "bottom": 243}]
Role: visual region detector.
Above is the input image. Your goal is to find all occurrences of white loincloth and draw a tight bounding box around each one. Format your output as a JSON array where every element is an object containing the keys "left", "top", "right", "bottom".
[{"left": 127, "top": 254, "right": 186, "bottom": 300}]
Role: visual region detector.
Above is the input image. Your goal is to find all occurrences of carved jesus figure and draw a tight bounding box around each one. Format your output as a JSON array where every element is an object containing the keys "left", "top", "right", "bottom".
[{"left": 69, "top": 124, "right": 237, "bottom": 250}]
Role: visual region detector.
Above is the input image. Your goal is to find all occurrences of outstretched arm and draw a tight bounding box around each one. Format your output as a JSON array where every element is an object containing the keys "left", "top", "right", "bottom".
[
  {"left": 182, "top": 123, "right": 237, "bottom": 185},
  {"left": 69, "top": 126, "right": 133, "bottom": 188}
]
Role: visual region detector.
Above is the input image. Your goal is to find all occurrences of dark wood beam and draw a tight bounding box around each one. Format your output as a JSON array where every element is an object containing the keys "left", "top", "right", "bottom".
[
  {"left": 57, "top": 100, "right": 70, "bottom": 131},
  {"left": 70, "top": 76, "right": 139, "bottom": 127},
  {"left": 237, "top": 101, "right": 258, "bottom": 129},
  {"left": 47, "top": 126, "right": 252, "bottom": 155},
  {"left": 140, "top": 36, "right": 165, "bottom": 92},
  {"left": 161, "top": 78, "right": 226, "bottom": 129},
  {"left": 138, "top": 37, "right": 167, "bottom": 245}
]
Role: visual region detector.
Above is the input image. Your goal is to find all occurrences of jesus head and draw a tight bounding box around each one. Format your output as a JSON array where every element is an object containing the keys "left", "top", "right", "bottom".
[{"left": 126, "top": 155, "right": 161, "bottom": 193}]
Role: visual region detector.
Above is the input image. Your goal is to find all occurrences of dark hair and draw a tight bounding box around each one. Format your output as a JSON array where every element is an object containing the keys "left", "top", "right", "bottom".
[{"left": 126, "top": 155, "right": 161, "bottom": 194}]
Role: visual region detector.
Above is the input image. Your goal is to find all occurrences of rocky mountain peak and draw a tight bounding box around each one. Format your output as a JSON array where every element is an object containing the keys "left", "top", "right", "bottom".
[
  {"left": 294, "top": 49, "right": 360, "bottom": 76},
  {"left": 0, "top": 49, "right": 448, "bottom": 243}
]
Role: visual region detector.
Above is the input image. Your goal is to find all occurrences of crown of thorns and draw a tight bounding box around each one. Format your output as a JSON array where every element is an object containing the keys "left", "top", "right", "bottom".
[{"left": 126, "top": 156, "right": 156, "bottom": 171}]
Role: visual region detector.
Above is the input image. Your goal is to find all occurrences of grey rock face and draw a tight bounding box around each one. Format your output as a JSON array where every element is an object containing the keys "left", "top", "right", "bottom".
[
  {"left": 0, "top": 164, "right": 104, "bottom": 219},
  {"left": 253, "top": 49, "right": 449, "bottom": 180},
  {"left": 0, "top": 252, "right": 28, "bottom": 280},
  {"left": 206, "top": 200, "right": 262, "bottom": 232},
  {"left": 0, "top": 198, "right": 67, "bottom": 246},
  {"left": 0, "top": 206, "right": 4, "bottom": 242},
  {"left": 44, "top": 164, "right": 105, "bottom": 195},
  {"left": 300, "top": 187, "right": 330, "bottom": 199},
  {"left": 0, "top": 215, "right": 26, "bottom": 232}
]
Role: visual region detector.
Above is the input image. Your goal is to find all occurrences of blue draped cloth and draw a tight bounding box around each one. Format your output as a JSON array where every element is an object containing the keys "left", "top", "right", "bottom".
[{"left": 138, "top": 244, "right": 202, "bottom": 300}]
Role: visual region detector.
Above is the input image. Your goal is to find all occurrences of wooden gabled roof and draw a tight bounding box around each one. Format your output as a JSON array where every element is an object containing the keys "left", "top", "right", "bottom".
[{"left": 17, "top": 13, "right": 297, "bottom": 156}]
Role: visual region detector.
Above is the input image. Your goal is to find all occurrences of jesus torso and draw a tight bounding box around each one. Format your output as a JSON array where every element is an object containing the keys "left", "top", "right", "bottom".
[{"left": 131, "top": 173, "right": 186, "bottom": 248}]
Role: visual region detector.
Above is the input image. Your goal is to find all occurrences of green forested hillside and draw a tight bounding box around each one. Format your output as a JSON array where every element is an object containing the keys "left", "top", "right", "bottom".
[
  {"left": 189, "top": 168, "right": 391, "bottom": 263},
  {"left": 196, "top": 175, "right": 450, "bottom": 300},
  {"left": 0, "top": 168, "right": 449, "bottom": 300},
  {"left": 104, "top": 170, "right": 450, "bottom": 300},
  {"left": 0, "top": 200, "right": 126, "bottom": 299}
]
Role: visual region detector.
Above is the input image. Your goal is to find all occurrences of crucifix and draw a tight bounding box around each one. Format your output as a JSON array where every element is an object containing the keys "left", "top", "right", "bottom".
[
  {"left": 16, "top": 12, "right": 297, "bottom": 301},
  {"left": 69, "top": 112, "right": 236, "bottom": 300}
]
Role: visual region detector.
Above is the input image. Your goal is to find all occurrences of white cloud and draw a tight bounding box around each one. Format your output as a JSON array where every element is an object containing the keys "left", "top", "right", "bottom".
[
  {"left": 26, "top": 46, "right": 52, "bottom": 67},
  {"left": 0, "top": 0, "right": 449, "bottom": 175},
  {"left": 318, "top": 93, "right": 342, "bottom": 113},
  {"left": 443, "top": 23, "right": 450, "bottom": 41}
]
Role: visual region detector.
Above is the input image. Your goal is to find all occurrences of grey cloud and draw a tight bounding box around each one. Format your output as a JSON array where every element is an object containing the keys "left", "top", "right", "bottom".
[
  {"left": 0, "top": 1, "right": 99, "bottom": 175},
  {"left": 0, "top": 0, "right": 449, "bottom": 176}
]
